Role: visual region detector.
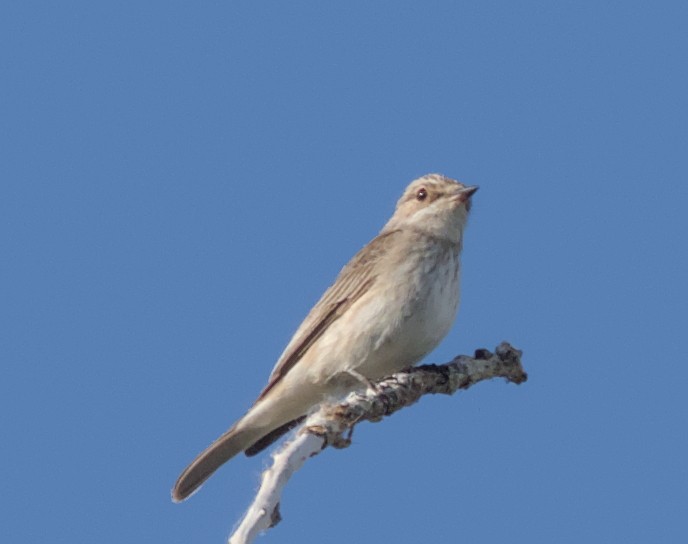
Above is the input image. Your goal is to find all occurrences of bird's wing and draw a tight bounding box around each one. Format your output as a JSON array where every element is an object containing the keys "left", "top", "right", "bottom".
[{"left": 254, "top": 229, "right": 400, "bottom": 402}]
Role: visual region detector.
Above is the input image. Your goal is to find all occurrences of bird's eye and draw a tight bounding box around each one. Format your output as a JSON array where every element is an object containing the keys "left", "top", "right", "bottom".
[{"left": 416, "top": 188, "right": 428, "bottom": 201}]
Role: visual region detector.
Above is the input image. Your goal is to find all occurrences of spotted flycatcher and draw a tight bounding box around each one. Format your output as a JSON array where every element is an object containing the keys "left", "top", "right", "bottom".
[{"left": 172, "top": 174, "right": 478, "bottom": 502}]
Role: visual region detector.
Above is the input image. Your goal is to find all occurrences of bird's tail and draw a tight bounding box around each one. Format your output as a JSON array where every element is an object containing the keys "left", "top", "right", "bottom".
[{"left": 172, "top": 424, "right": 263, "bottom": 502}]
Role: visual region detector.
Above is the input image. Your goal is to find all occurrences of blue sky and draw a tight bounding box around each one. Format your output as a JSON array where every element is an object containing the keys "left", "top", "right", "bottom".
[{"left": 2, "top": 2, "right": 687, "bottom": 543}]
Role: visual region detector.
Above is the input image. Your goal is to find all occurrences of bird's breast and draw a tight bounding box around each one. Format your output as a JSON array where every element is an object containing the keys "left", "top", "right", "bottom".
[
  {"left": 350, "top": 244, "right": 460, "bottom": 378},
  {"left": 401, "top": 247, "right": 460, "bottom": 356},
  {"left": 303, "top": 240, "right": 461, "bottom": 385}
]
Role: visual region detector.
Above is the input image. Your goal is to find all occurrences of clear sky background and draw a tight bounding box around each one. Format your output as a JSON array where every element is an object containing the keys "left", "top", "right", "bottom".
[{"left": 2, "top": 2, "right": 687, "bottom": 543}]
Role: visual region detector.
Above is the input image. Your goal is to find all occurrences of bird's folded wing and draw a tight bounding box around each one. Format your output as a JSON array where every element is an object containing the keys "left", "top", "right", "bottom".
[{"left": 254, "top": 229, "right": 400, "bottom": 401}]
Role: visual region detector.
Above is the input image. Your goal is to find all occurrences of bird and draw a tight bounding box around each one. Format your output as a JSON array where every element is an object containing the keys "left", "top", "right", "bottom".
[{"left": 172, "top": 173, "right": 478, "bottom": 502}]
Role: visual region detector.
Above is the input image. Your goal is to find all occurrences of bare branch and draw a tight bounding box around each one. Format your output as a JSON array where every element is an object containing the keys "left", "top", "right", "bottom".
[{"left": 228, "top": 342, "right": 526, "bottom": 544}]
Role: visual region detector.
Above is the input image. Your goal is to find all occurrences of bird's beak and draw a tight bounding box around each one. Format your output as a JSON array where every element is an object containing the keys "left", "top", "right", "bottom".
[{"left": 453, "top": 185, "right": 479, "bottom": 203}]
